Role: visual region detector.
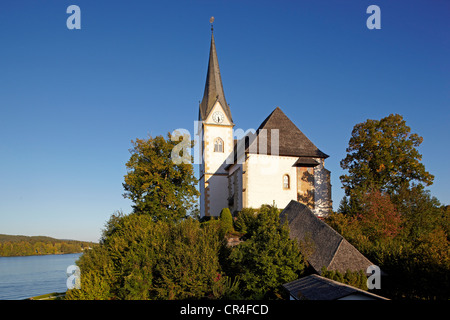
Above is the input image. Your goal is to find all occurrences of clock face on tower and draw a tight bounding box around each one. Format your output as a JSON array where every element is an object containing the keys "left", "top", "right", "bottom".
[{"left": 212, "top": 111, "right": 224, "bottom": 124}]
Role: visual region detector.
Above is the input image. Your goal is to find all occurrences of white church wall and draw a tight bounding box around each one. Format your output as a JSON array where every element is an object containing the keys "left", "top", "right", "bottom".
[
  {"left": 246, "top": 154, "right": 298, "bottom": 210},
  {"left": 200, "top": 101, "right": 234, "bottom": 217},
  {"left": 206, "top": 175, "right": 229, "bottom": 217},
  {"left": 202, "top": 125, "right": 233, "bottom": 174}
]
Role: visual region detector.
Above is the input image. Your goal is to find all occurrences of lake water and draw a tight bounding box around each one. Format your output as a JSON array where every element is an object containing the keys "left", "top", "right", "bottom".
[{"left": 0, "top": 253, "right": 82, "bottom": 300}]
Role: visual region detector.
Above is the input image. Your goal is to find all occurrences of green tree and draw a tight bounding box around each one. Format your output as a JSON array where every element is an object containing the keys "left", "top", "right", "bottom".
[
  {"left": 122, "top": 134, "right": 199, "bottom": 222},
  {"left": 219, "top": 208, "right": 234, "bottom": 234},
  {"left": 233, "top": 208, "right": 257, "bottom": 234},
  {"left": 66, "top": 213, "right": 224, "bottom": 300},
  {"left": 393, "top": 184, "right": 445, "bottom": 242},
  {"left": 225, "top": 206, "right": 306, "bottom": 299},
  {"left": 340, "top": 114, "right": 434, "bottom": 199}
]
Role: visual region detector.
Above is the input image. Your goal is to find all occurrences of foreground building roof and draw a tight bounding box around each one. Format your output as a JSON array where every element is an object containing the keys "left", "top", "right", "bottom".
[
  {"left": 280, "top": 200, "right": 374, "bottom": 274},
  {"left": 283, "top": 274, "right": 389, "bottom": 300}
]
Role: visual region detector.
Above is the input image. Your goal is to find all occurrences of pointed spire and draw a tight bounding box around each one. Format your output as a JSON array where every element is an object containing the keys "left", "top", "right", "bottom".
[{"left": 199, "top": 22, "right": 233, "bottom": 123}]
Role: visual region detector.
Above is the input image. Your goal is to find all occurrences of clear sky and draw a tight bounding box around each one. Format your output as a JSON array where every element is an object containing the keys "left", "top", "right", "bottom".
[{"left": 0, "top": 0, "right": 448, "bottom": 242}]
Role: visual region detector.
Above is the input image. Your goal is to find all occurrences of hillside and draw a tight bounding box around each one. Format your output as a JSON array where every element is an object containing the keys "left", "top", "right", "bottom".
[{"left": 0, "top": 234, "right": 97, "bottom": 257}]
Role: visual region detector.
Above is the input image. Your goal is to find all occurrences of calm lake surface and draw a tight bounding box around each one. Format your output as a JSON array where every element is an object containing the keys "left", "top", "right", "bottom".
[{"left": 0, "top": 253, "right": 82, "bottom": 300}]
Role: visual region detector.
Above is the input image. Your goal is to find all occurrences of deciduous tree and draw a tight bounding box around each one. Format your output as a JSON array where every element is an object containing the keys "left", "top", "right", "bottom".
[
  {"left": 358, "top": 189, "right": 403, "bottom": 242},
  {"left": 122, "top": 134, "right": 199, "bottom": 222},
  {"left": 340, "top": 114, "right": 434, "bottom": 199}
]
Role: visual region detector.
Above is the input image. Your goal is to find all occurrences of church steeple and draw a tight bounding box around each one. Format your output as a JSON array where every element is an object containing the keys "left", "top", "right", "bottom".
[{"left": 199, "top": 23, "right": 233, "bottom": 124}]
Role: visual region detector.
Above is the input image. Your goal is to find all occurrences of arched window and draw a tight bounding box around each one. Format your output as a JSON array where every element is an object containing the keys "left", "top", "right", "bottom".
[
  {"left": 283, "top": 174, "right": 290, "bottom": 189},
  {"left": 214, "top": 138, "right": 224, "bottom": 153}
]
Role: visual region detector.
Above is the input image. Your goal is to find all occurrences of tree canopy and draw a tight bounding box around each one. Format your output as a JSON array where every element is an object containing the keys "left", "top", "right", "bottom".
[
  {"left": 122, "top": 134, "right": 199, "bottom": 222},
  {"left": 331, "top": 114, "right": 448, "bottom": 300},
  {"left": 66, "top": 205, "right": 306, "bottom": 300},
  {"left": 224, "top": 206, "right": 306, "bottom": 299},
  {"left": 66, "top": 213, "right": 226, "bottom": 300}
]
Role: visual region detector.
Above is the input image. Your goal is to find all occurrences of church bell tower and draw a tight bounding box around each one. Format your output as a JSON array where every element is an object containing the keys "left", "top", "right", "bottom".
[{"left": 198, "top": 19, "right": 234, "bottom": 217}]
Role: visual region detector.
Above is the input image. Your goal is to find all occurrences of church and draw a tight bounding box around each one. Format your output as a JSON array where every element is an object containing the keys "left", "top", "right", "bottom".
[{"left": 198, "top": 27, "right": 332, "bottom": 218}]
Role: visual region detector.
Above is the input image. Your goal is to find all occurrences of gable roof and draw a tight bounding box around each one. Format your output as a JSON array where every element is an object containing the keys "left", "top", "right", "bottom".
[
  {"left": 247, "top": 107, "right": 328, "bottom": 158},
  {"left": 283, "top": 274, "right": 389, "bottom": 300},
  {"left": 199, "top": 31, "right": 233, "bottom": 123},
  {"left": 224, "top": 107, "right": 329, "bottom": 170},
  {"left": 279, "top": 200, "right": 374, "bottom": 274}
]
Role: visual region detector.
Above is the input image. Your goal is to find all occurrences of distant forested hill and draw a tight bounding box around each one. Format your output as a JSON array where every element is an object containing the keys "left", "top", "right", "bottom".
[{"left": 0, "top": 234, "right": 97, "bottom": 257}]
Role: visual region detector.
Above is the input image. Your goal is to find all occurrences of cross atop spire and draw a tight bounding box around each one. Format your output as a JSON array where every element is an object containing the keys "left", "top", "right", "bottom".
[
  {"left": 199, "top": 20, "right": 233, "bottom": 123},
  {"left": 210, "top": 16, "right": 215, "bottom": 32}
]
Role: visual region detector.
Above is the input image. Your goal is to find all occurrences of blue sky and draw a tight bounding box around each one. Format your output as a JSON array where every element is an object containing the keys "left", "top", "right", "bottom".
[{"left": 0, "top": 0, "right": 448, "bottom": 242}]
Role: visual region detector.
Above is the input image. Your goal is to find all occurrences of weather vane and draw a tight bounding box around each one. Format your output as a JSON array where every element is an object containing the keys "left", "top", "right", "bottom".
[{"left": 210, "top": 16, "right": 215, "bottom": 32}]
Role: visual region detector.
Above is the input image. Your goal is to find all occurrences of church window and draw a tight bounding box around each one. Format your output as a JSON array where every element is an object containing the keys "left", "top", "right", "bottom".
[
  {"left": 214, "top": 138, "right": 224, "bottom": 153},
  {"left": 283, "top": 174, "right": 290, "bottom": 189}
]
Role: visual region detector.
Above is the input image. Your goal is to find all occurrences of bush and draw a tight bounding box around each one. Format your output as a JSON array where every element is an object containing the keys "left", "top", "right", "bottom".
[
  {"left": 320, "top": 267, "right": 368, "bottom": 291},
  {"left": 225, "top": 206, "right": 306, "bottom": 299},
  {"left": 66, "top": 213, "right": 224, "bottom": 300},
  {"left": 219, "top": 208, "right": 234, "bottom": 234},
  {"left": 234, "top": 208, "right": 257, "bottom": 234},
  {"left": 234, "top": 205, "right": 280, "bottom": 238}
]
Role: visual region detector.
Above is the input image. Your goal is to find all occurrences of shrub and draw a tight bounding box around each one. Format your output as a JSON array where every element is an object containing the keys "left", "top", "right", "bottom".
[
  {"left": 320, "top": 267, "right": 368, "bottom": 291},
  {"left": 233, "top": 208, "right": 256, "bottom": 234},
  {"left": 66, "top": 213, "right": 224, "bottom": 300},
  {"left": 226, "top": 206, "right": 306, "bottom": 299},
  {"left": 219, "top": 208, "right": 234, "bottom": 234}
]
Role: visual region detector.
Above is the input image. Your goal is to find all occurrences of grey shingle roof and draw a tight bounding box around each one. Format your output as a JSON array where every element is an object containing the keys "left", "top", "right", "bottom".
[
  {"left": 248, "top": 107, "right": 329, "bottom": 158},
  {"left": 280, "top": 200, "right": 374, "bottom": 274},
  {"left": 199, "top": 32, "right": 233, "bottom": 123},
  {"left": 224, "top": 107, "right": 328, "bottom": 170},
  {"left": 282, "top": 274, "right": 389, "bottom": 300}
]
